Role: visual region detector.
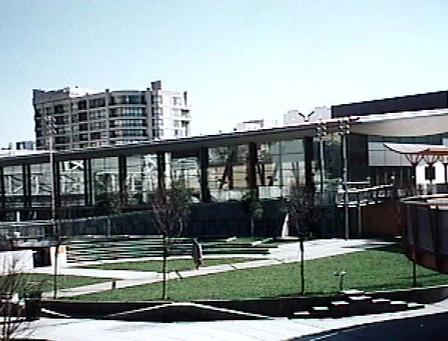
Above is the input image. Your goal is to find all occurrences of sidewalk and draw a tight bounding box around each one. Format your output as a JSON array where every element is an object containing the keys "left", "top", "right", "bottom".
[
  {"left": 32, "top": 238, "right": 392, "bottom": 298},
  {"left": 24, "top": 298, "right": 448, "bottom": 341}
]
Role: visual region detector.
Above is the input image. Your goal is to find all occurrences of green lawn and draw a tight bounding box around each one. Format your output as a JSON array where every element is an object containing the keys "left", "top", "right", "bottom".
[
  {"left": 79, "top": 258, "right": 259, "bottom": 272},
  {"left": 0, "top": 273, "right": 114, "bottom": 297},
  {"left": 71, "top": 244, "right": 448, "bottom": 301}
]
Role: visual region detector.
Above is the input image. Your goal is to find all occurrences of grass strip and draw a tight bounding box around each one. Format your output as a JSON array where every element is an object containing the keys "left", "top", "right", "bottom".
[{"left": 79, "top": 258, "right": 260, "bottom": 272}]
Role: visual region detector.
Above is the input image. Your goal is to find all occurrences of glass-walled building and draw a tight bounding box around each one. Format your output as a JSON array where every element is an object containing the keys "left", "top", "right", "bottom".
[
  {"left": 0, "top": 123, "right": 347, "bottom": 221},
  {"left": 5, "top": 107, "right": 448, "bottom": 222}
]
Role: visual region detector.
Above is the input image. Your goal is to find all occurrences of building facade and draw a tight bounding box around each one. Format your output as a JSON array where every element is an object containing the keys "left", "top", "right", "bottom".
[
  {"left": 33, "top": 80, "right": 191, "bottom": 151},
  {"left": 331, "top": 91, "right": 448, "bottom": 186}
]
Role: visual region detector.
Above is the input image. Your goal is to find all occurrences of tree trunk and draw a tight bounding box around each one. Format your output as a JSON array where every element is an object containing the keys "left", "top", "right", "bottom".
[
  {"left": 300, "top": 238, "right": 305, "bottom": 295},
  {"left": 250, "top": 217, "right": 255, "bottom": 237},
  {"left": 162, "top": 235, "right": 168, "bottom": 300},
  {"left": 53, "top": 244, "right": 59, "bottom": 299}
]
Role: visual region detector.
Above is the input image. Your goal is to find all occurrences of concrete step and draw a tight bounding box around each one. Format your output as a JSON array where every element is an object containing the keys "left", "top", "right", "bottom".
[
  {"left": 330, "top": 300, "right": 350, "bottom": 316},
  {"left": 407, "top": 302, "right": 425, "bottom": 310},
  {"left": 371, "top": 298, "right": 392, "bottom": 313},
  {"left": 310, "top": 306, "right": 330, "bottom": 317},
  {"left": 292, "top": 311, "right": 311, "bottom": 318},
  {"left": 347, "top": 295, "right": 372, "bottom": 315},
  {"left": 341, "top": 289, "right": 365, "bottom": 297},
  {"left": 389, "top": 301, "right": 408, "bottom": 312}
]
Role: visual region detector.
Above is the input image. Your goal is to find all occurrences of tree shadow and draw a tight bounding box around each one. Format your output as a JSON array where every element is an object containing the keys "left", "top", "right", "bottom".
[{"left": 342, "top": 242, "right": 403, "bottom": 254}]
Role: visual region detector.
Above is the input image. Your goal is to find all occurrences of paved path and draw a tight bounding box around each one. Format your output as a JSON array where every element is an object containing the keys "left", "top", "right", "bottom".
[
  {"left": 23, "top": 298, "right": 448, "bottom": 340},
  {"left": 30, "top": 238, "right": 392, "bottom": 298}
]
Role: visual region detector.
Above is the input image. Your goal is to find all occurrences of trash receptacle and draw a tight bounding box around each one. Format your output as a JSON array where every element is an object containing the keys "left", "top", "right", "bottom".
[{"left": 25, "top": 291, "right": 42, "bottom": 321}]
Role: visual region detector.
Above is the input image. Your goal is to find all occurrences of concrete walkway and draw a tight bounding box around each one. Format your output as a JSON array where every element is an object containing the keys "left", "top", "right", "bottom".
[
  {"left": 23, "top": 298, "right": 448, "bottom": 340},
  {"left": 31, "top": 238, "right": 392, "bottom": 298}
]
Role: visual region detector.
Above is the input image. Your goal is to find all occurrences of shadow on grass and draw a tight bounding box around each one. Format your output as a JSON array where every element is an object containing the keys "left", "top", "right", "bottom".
[{"left": 342, "top": 243, "right": 403, "bottom": 254}]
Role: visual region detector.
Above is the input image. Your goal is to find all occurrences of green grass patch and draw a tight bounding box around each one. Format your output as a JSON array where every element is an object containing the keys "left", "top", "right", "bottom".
[
  {"left": 79, "top": 258, "right": 259, "bottom": 272},
  {"left": 71, "top": 244, "right": 448, "bottom": 301},
  {"left": 0, "top": 273, "right": 113, "bottom": 297}
]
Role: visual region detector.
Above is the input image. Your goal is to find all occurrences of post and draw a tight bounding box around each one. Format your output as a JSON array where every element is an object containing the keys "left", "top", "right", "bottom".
[
  {"left": 157, "top": 152, "right": 166, "bottom": 191},
  {"left": 357, "top": 202, "right": 362, "bottom": 236},
  {"left": 319, "top": 139, "right": 325, "bottom": 195},
  {"left": 444, "top": 162, "right": 448, "bottom": 184},
  {"left": 299, "top": 235, "right": 305, "bottom": 295},
  {"left": 199, "top": 147, "right": 211, "bottom": 202},
  {"left": 162, "top": 234, "right": 168, "bottom": 300},
  {"left": 316, "top": 120, "right": 327, "bottom": 196},
  {"left": 49, "top": 134, "right": 56, "bottom": 233},
  {"left": 342, "top": 133, "right": 349, "bottom": 240},
  {"left": 118, "top": 155, "right": 127, "bottom": 206},
  {"left": 339, "top": 119, "right": 351, "bottom": 240},
  {"left": 247, "top": 142, "right": 258, "bottom": 192},
  {"left": 46, "top": 115, "right": 59, "bottom": 299}
]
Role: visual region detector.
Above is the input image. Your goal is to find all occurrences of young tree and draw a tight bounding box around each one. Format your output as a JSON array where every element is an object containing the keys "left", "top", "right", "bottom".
[
  {"left": 287, "top": 183, "right": 320, "bottom": 295},
  {"left": 151, "top": 180, "right": 192, "bottom": 300},
  {"left": 0, "top": 256, "right": 43, "bottom": 340}
]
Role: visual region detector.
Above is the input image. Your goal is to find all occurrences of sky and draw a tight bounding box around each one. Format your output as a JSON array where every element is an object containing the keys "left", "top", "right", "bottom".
[{"left": 1, "top": 0, "right": 448, "bottom": 147}]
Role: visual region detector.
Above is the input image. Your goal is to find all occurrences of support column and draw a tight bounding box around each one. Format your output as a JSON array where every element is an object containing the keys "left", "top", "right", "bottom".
[
  {"left": 53, "top": 160, "right": 61, "bottom": 211},
  {"left": 83, "top": 159, "right": 93, "bottom": 206},
  {"left": 118, "top": 155, "right": 127, "bottom": 206},
  {"left": 304, "top": 137, "right": 314, "bottom": 190},
  {"left": 22, "top": 164, "right": 32, "bottom": 208},
  {"left": 342, "top": 133, "right": 349, "bottom": 240},
  {"left": 0, "top": 167, "right": 4, "bottom": 210},
  {"left": 157, "top": 151, "right": 166, "bottom": 191},
  {"left": 199, "top": 147, "right": 211, "bottom": 202},
  {"left": 248, "top": 142, "right": 258, "bottom": 192}
]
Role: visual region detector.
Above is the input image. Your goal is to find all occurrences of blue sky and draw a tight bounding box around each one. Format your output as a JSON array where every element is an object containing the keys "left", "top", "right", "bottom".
[{"left": 1, "top": 0, "right": 448, "bottom": 147}]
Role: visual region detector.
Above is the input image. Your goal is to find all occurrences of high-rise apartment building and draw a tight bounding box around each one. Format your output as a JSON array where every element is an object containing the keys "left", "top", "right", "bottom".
[{"left": 33, "top": 80, "right": 191, "bottom": 150}]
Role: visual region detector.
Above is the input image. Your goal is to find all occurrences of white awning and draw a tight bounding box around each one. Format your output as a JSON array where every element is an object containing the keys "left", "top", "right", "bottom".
[
  {"left": 384, "top": 143, "right": 448, "bottom": 156},
  {"left": 383, "top": 143, "right": 435, "bottom": 155},
  {"left": 350, "top": 109, "right": 448, "bottom": 137}
]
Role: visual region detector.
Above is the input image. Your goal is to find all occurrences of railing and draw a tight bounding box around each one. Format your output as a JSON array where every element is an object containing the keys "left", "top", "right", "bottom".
[
  {"left": 336, "top": 184, "right": 396, "bottom": 207},
  {"left": 401, "top": 194, "right": 448, "bottom": 274}
]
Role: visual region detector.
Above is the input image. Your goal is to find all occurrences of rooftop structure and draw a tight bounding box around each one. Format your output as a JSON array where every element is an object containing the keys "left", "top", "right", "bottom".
[
  {"left": 283, "top": 107, "right": 331, "bottom": 125},
  {"left": 33, "top": 80, "right": 191, "bottom": 151},
  {"left": 332, "top": 90, "right": 448, "bottom": 118}
]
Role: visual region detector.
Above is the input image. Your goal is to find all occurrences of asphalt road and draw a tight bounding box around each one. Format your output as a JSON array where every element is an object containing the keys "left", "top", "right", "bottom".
[{"left": 292, "top": 312, "right": 448, "bottom": 341}]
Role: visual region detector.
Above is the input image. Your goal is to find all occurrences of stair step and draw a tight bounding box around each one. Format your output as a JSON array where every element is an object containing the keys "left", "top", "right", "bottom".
[
  {"left": 330, "top": 300, "right": 350, "bottom": 316},
  {"left": 407, "top": 302, "right": 425, "bottom": 310},
  {"left": 348, "top": 295, "right": 371, "bottom": 302},
  {"left": 292, "top": 311, "right": 311, "bottom": 318},
  {"left": 389, "top": 301, "right": 408, "bottom": 312},
  {"left": 311, "top": 306, "right": 330, "bottom": 317},
  {"left": 341, "top": 289, "right": 365, "bottom": 296}
]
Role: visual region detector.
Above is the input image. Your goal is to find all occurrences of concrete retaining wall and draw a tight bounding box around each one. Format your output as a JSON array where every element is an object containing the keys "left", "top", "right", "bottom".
[{"left": 42, "top": 284, "right": 448, "bottom": 320}]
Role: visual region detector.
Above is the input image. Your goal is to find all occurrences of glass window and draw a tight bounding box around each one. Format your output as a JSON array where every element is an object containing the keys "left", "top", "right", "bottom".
[
  {"left": 126, "top": 154, "right": 158, "bottom": 204},
  {"left": 92, "top": 157, "right": 119, "bottom": 205},
  {"left": 208, "top": 144, "right": 249, "bottom": 201}
]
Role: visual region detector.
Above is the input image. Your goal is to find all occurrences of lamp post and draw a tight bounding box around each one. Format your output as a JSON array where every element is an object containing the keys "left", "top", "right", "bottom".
[
  {"left": 45, "top": 115, "right": 57, "bottom": 230},
  {"left": 316, "top": 120, "right": 328, "bottom": 196},
  {"left": 441, "top": 155, "right": 448, "bottom": 184},
  {"left": 45, "top": 115, "right": 58, "bottom": 299},
  {"left": 338, "top": 118, "right": 351, "bottom": 240}
]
